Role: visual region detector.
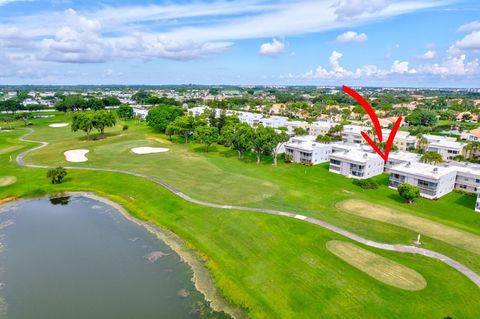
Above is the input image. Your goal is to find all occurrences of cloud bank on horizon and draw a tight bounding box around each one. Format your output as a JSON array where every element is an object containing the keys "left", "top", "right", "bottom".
[{"left": 0, "top": 0, "right": 479, "bottom": 87}]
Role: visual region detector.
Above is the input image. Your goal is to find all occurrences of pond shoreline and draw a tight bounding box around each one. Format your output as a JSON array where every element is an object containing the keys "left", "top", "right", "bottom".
[{"left": 0, "top": 192, "right": 245, "bottom": 319}]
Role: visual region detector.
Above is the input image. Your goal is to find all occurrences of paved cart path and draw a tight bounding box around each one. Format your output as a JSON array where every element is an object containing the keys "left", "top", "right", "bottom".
[{"left": 16, "top": 128, "right": 480, "bottom": 288}]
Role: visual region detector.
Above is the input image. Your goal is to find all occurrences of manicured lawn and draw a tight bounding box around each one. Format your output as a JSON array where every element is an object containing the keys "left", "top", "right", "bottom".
[{"left": 1, "top": 116, "right": 480, "bottom": 318}]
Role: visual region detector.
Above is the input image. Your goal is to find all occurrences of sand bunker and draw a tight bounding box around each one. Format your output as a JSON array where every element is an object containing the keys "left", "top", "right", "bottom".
[
  {"left": 64, "top": 150, "right": 89, "bottom": 162},
  {"left": 0, "top": 176, "right": 17, "bottom": 187},
  {"left": 131, "top": 147, "right": 170, "bottom": 154},
  {"left": 49, "top": 123, "right": 69, "bottom": 128}
]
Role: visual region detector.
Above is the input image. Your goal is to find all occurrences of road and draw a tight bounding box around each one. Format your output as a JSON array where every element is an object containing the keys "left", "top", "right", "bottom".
[{"left": 15, "top": 128, "right": 480, "bottom": 288}]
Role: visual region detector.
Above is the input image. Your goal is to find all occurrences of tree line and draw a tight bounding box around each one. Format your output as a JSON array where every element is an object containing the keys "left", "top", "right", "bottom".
[{"left": 146, "top": 105, "right": 290, "bottom": 164}]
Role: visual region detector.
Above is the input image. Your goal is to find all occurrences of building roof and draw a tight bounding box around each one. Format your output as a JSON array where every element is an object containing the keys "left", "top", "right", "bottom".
[
  {"left": 441, "top": 161, "right": 480, "bottom": 177},
  {"left": 429, "top": 139, "right": 465, "bottom": 149},
  {"left": 422, "top": 134, "right": 456, "bottom": 143},
  {"left": 390, "top": 162, "right": 457, "bottom": 179},
  {"left": 388, "top": 151, "right": 421, "bottom": 162},
  {"left": 330, "top": 149, "right": 381, "bottom": 163},
  {"left": 343, "top": 125, "right": 369, "bottom": 135}
]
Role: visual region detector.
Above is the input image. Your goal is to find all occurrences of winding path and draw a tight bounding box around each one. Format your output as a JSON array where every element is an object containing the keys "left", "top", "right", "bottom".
[{"left": 16, "top": 128, "right": 480, "bottom": 288}]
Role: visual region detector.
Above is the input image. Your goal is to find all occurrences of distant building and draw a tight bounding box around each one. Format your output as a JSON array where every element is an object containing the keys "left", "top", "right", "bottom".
[
  {"left": 329, "top": 149, "right": 384, "bottom": 179},
  {"left": 427, "top": 140, "right": 465, "bottom": 161},
  {"left": 308, "top": 121, "right": 333, "bottom": 136},
  {"left": 341, "top": 125, "right": 370, "bottom": 144},
  {"left": 461, "top": 128, "right": 480, "bottom": 141}
]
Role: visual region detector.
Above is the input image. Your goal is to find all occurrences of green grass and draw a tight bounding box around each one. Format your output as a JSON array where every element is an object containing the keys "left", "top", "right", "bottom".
[{"left": 1, "top": 115, "right": 480, "bottom": 318}]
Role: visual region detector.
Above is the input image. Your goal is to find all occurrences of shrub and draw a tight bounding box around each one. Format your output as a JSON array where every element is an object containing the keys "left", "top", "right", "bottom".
[
  {"left": 47, "top": 167, "right": 67, "bottom": 184},
  {"left": 122, "top": 124, "right": 129, "bottom": 131},
  {"left": 352, "top": 178, "right": 379, "bottom": 190}
]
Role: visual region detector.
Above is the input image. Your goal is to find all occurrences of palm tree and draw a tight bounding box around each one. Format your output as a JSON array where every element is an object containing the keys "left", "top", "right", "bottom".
[
  {"left": 465, "top": 141, "right": 480, "bottom": 160},
  {"left": 417, "top": 134, "right": 428, "bottom": 151}
]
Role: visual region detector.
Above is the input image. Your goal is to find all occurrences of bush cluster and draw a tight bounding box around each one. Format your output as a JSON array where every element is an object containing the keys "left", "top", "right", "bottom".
[{"left": 352, "top": 178, "right": 379, "bottom": 190}]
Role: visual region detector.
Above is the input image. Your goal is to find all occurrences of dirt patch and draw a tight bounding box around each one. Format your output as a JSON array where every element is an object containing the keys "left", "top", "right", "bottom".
[
  {"left": 145, "top": 134, "right": 173, "bottom": 145},
  {"left": 0, "top": 177, "right": 17, "bottom": 187},
  {"left": 326, "top": 240, "right": 427, "bottom": 291},
  {"left": 338, "top": 199, "right": 480, "bottom": 256},
  {"left": 0, "top": 197, "right": 16, "bottom": 205}
]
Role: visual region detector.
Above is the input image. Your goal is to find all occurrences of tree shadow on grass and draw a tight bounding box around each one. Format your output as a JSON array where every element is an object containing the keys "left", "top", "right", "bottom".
[
  {"left": 387, "top": 193, "right": 407, "bottom": 204},
  {"left": 453, "top": 192, "right": 477, "bottom": 209},
  {"left": 77, "top": 131, "right": 125, "bottom": 142}
]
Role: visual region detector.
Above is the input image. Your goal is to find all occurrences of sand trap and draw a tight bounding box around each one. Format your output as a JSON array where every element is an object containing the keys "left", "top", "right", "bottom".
[
  {"left": 64, "top": 150, "right": 89, "bottom": 162},
  {"left": 0, "top": 176, "right": 17, "bottom": 187},
  {"left": 131, "top": 147, "right": 170, "bottom": 154},
  {"left": 49, "top": 123, "right": 69, "bottom": 128}
]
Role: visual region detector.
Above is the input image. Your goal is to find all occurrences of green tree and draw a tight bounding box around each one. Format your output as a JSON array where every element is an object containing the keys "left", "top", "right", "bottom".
[
  {"left": 146, "top": 105, "right": 184, "bottom": 132},
  {"left": 316, "top": 135, "right": 333, "bottom": 143},
  {"left": 251, "top": 125, "right": 274, "bottom": 164},
  {"left": 270, "top": 131, "right": 290, "bottom": 165},
  {"left": 293, "top": 127, "right": 308, "bottom": 136},
  {"left": 71, "top": 112, "right": 94, "bottom": 140},
  {"left": 406, "top": 109, "right": 437, "bottom": 127},
  {"left": 86, "top": 98, "right": 105, "bottom": 111},
  {"left": 166, "top": 115, "right": 196, "bottom": 143},
  {"left": 397, "top": 183, "right": 420, "bottom": 204},
  {"left": 93, "top": 110, "right": 117, "bottom": 139},
  {"left": 193, "top": 125, "right": 219, "bottom": 152},
  {"left": 117, "top": 104, "right": 134, "bottom": 120},
  {"left": 47, "top": 167, "right": 67, "bottom": 184},
  {"left": 221, "top": 122, "right": 254, "bottom": 159},
  {"left": 420, "top": 151, "right": 444, "bottom": 164},
  {"left": 102, "top": 96, "right": 121, "bottom": 106}
]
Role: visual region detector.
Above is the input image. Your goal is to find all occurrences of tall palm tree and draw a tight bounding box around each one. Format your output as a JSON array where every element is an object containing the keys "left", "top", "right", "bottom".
[{"left": 417, "top": 134, "right": 428, "bottom": 151}]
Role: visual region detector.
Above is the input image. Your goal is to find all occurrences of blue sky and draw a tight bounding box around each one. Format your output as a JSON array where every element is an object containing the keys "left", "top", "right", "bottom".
[{"left": 0, "top": 0, "right": 480, "bottom": 87}]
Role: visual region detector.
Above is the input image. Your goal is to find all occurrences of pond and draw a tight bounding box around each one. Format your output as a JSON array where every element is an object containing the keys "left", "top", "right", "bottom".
[{"left": 0, "top": 195, "right": 226, "bottom": 319}]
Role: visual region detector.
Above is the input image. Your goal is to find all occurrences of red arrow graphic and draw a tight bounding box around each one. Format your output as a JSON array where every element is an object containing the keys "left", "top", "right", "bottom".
[{"left": 342, "top": 85, "right": 403, "bottom": 162}]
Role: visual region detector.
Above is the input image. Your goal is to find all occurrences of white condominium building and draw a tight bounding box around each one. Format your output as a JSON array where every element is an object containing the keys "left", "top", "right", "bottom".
[
  {"left": 427, "top": 140, "right": 465, "bottom": 161},
  {"left": 388, "top": 162, "right": 457, "bottom": 199},
  {"left": 384, "top": 151, "right": 421, "bottom": 172},
  {"left": 284, "top": 136, "right": 332, "bottom": 165},
  {"left": 308, "top": 121, "right": 334, "bottom": 137},
  {"left": 443, "top": 162, "right": 480, "bottom": 194},
  {"left": 329, "top": 150, "right": 384, "bottom": 179},
  {"left": 342, "top": 125, "right": 370, "bottom": 144},
  {"left": 259, "top": 116, "right": 289, "bottom": 128},
  {"left": 382, "top": 130, "right": 417, "bottom": 151}
]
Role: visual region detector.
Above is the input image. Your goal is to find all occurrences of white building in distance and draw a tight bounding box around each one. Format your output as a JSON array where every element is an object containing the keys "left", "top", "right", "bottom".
[{"left": 342, "top": 125, "right": 370, "bottom": 144}]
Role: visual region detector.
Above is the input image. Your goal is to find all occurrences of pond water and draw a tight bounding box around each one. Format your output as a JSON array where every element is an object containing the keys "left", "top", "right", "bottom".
[{"left": 0, "top": 195, "right": 225, "bottom": 319}]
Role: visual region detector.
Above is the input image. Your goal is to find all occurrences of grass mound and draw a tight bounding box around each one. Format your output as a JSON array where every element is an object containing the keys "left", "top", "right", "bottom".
[{"left": 326, "top": 240, "right": 427, "bottom": 291}]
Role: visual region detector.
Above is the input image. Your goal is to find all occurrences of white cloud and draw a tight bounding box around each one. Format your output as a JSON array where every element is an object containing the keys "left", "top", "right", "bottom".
[
  {"left": 458, "top": 21, "right": 480, "bottom": 33},
  {"left": 333, "top": 0, "right": 387, "bottom": 20},
  {"left": 336, "top": 31, "right": 368, "bottom": 43},
  {"left": 417, "top": 50, "right": 437, "bottom": 60},
  {"left": 259, "top": 38, "right": 285, "bottom": 57},
  {"left": 454, "top": 31, "right": 480, "bottom": 50},
  {"left": 391, "top": 60, "right": 416, "bottom": 74},
  {"left": 294, "top": 47, "right": 479, "bottom": 81}
]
